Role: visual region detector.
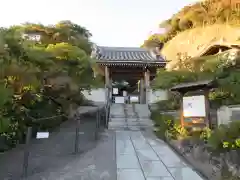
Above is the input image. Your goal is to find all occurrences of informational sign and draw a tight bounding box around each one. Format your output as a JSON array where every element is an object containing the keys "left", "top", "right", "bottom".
[
  {"left": 183, "top": 95, "right": 206, "bottom": 117},
  {"left": 113, "top": 88, "right": 118, "bottom": 95},
  {"left": 130, "top": 96, "right": 139, "bottom": 103},
  {"left": 115, "top": 96, "right": 125, "bottom": 103},
  {"left": 184, "top": 117, "right": 205, "bottom": 123},
  {"left": 123, "top": 91, "right": 127, "bottom": 97},
  {"left": 36, "top": 132, "right": 49, "bottom": 139}
]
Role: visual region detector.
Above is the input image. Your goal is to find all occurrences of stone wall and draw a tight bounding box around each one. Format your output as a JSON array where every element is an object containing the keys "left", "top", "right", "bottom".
[
  {"left": 149, "top": 89, "right": 168, "bottom": 103},
  {"left": 217, "top": 105, "right": 240, "bottom": 125},
  {"left": 82, "top": 88, "right": 106, "bottom": 104}
]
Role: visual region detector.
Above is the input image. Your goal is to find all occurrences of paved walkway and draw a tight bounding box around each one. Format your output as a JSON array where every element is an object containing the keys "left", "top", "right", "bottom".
[
  {"left": 116, "top": 130, "right": 203, "bottom": 180},
  {"left": 0, "top": 104, "right": 205, "bottom": 180},
  {"left": 111, "top": 104, "right": 205, "bottom": 180}
]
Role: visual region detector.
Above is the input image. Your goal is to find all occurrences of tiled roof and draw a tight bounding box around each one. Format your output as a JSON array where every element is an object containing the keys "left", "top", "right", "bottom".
[
  {"left": 93, "top": 46, "right": 165, "bottom": 65},
  {"left": 170, "top": 80, "right": 216, "bottom": 92}
]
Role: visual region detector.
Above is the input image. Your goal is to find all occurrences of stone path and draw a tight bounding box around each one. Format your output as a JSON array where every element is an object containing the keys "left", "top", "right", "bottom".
[
  {"left": 111, "top": 104, "right": 205, "bottom": 180},
  {"left": 116, "top": 130, "right": 204, "bottom": 180},
  {"left": 0, "top": 104, "right": 206, "bottom": 180}
]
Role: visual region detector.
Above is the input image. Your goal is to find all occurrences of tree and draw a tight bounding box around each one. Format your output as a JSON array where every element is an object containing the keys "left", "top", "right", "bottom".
[
  {"left": 143, "top": 0, "right": 240, "bottom": 47},
  {"left": 153, "top": 49, "right": 240, "bottom": 108},
  {"left": 0, "top": 21, "right": 102, "bottom": 151}
]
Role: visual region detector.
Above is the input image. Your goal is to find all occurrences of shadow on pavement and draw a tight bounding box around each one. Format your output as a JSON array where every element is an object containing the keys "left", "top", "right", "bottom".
[{"left": 0, "top": 116, "right": 103, "bottom": 180}]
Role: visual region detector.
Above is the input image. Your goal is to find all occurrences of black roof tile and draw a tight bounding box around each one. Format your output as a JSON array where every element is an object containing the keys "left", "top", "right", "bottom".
[
  {"left": 94, "top": 46, "right": 165, "bottom": 63},
  {"left": 170, "top": 79, "right": 216, "bottom": 92}
]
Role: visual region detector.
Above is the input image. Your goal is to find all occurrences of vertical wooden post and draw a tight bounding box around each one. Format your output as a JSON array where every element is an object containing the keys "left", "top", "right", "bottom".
[
  {"left": 105, "top": 66, "right": 109, "bottom": 103},
  {"left": 180, "top": 93, "right": 184, "bottom": 128},
  {"left": 139, "top": 78, "right": 144, "bottom": 104},
  {"left": 109, "top": 78, "right": 112, "bottom": 103},
  {"left": 144, "top": 69, "right": 150, "bottom": 104},
  {"left": 74, "top": 119, "right": 80, "bottom": 153},
  {"left": 204, "top": 90, "right": 211, "bottom": 128},
  {"left": 22, "top": 127, "right": 32, "bottom": 178}
]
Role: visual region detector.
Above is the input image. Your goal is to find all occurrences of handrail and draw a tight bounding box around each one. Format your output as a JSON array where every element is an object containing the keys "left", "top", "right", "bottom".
[{"left": 105, "top": 87, "right": 111, "bottom": 128}]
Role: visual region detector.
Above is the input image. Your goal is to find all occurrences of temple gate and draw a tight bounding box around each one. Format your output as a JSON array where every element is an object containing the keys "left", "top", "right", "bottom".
[{"left": 92, "top": 46, "right": 166, "bottom": 104}]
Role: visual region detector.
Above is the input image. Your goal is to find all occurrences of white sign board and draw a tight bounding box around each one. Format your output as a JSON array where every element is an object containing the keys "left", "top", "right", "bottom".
[
  {"left": 123, "top": 91, "right": 127, "bottom": 97},
  {"left": 115, "top": 96, "right": 125, "bottom": 103},
  {"left": 183, "top": 95, "right": 206, "bottom": 117},
  {"left": 130, "top": 96, "right": 139, "bottom": 103},
  {"left": 36, "top": 132, "right": 49, "bottom": 139},
  {"left": 113, "top": 88, "right": 118, "bottom": 95}
]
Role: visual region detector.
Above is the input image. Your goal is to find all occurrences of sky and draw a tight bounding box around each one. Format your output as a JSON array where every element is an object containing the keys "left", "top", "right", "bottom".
[{"left": 0, "top": 0, "right": 197, "bottom": 47}]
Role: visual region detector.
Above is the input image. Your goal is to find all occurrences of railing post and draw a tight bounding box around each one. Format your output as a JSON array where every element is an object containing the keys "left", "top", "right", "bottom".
[
  {"left": 74, "top": 119, "right": 80, "bottom": 153},
  {"left": 95, "top": 109, "right": 100, "bottom": 140},
  {"left": 105, "top": 104, "right": 108, "bottom": 128},
  {"left": 22, "top": 127, "right": 32, "bottom": 179}
]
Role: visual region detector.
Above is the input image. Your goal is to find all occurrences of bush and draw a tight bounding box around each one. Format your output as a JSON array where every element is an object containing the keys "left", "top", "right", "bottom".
[
  {"left": 207, "top": 121, "right": 240, "bottom": 153},
  {"left": 156, "top": 99, "right": 180, "bottom": 111},
  {"left": 150, "top": 111, "right": 188, "bottom": 140},
  {"left": 155, "top": 92, "right": 181, "bottom": 111}
]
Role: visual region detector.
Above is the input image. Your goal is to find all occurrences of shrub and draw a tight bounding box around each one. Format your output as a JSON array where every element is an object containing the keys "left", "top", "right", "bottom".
[
  {"left": 156, "top": 92, "right": 181, "bottom": 111},
  {"left": 150, "top": 111, "right": 188, "bottom": 140},
  {"left": 151, "top": 112, "right": 173, "bottom": 139},
  {"left": 172, "top": 123, "right": 189, "bottom": 140},
  {"left": 156, "top": 99, "right": 180, "bottom": 111},
  {"left": 207, "top": 121, "right": 240, "bottom": 153}
]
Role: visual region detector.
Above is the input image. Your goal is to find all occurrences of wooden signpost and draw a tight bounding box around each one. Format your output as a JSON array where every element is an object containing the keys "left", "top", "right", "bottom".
[
  {"left": 170, "top": 80, "right": 216, "bottom": 129},
  {"left": 182, "top": 94, "right": 208, "bottom": 128}
]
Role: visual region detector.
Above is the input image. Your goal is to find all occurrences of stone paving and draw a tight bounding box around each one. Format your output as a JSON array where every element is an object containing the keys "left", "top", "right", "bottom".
[
  {"left": 109, "top": 104, "right": 153, "bottom": 130},
  {"left": 116, "top": 130, "right": 204, "bottom": 180},
  {"left": 0, "top": 104, "right": 205, "bottom": 180},
  {"left": 112, "top": 104, "right": 205, "bottom": 180}
]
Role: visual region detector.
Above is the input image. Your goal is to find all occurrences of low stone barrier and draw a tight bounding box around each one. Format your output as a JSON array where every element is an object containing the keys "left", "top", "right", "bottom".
[
  {"left": 166, "top": 138, "right": 240, "bottom": 180},
  {"left": 0, "top": 105, "right": 106, "bottom": 152}
]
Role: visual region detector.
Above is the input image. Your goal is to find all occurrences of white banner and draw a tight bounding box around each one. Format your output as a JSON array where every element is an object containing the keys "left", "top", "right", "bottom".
[
  {"left": 113, "top": 88, "right": 118, "bottom": 94},
  {"left": 183, "top": 95, "right": 206, "bottom": 117},
  {"left": 130, "top": 96, "right": 139, "bottom": 103},
  {"left": 115, "top": 96, "right": 125, "bottom": 103}
]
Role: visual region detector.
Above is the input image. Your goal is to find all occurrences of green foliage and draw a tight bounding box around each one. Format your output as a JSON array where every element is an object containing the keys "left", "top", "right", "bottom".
[
  {"left": 200, "top": 127, "right": 212, "bottom": 140},
  {"left": 151, "top": 111, "right": 188, "bottom": 140},
  {"left": 155, "top": 92, "right": 180, "bottom": 111},
  {"left": 143, "top": 0, "right": 240, "bottom": 47},
  {"left": 0, "top": 21, "right": 102, "bottom": 151},
  {"left": 152, "top": 69, "right": 198, "bottom": 89},
  {"left": 112, "top": 81, "right": 129, "bottom": 89},
  {"left": 207, "top": 121, "right": 240, "bottom": 153},
  {"left": 153, "top": 49, "right": 240, "bottom": 108}
]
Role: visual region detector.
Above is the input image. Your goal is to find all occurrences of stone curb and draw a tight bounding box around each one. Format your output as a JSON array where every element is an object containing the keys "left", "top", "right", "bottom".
[{"left": 165, "top": 138, "right": 209, "bottom": 180}]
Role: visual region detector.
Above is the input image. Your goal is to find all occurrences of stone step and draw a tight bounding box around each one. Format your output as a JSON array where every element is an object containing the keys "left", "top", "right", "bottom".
[
  {"left": 108, "top": 126, "right": 152, "bottom": 131},
  {"left": 108, "top": 123, "right": 153, "bottom": 128}
]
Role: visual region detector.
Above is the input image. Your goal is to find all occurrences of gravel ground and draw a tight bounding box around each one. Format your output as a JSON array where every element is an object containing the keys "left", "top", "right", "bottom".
[{"left": 0, "top": 110, "right": 113, "bottom": 180}]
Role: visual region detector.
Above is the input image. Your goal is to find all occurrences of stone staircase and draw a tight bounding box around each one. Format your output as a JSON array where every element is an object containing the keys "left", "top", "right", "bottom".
[{"left": 108, "top": 103, "right": 153, "bottom": 130}]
